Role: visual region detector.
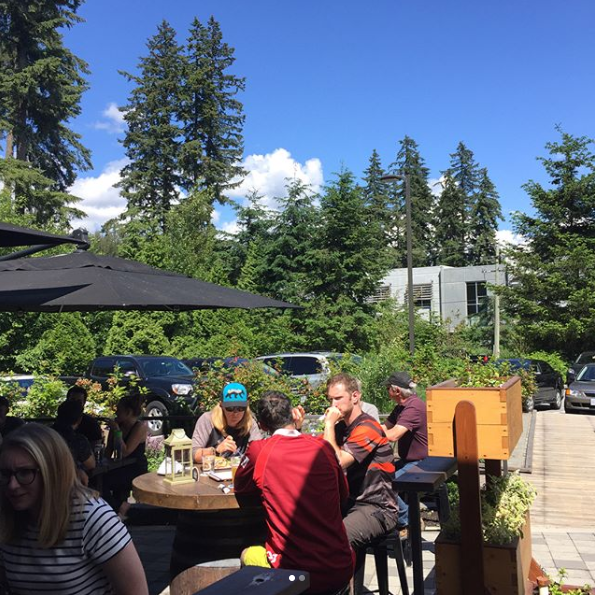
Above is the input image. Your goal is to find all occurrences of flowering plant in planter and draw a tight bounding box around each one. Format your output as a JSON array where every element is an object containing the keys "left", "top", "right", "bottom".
[{"left": 442, "top": 472, "right": 536, "bottom": 545}]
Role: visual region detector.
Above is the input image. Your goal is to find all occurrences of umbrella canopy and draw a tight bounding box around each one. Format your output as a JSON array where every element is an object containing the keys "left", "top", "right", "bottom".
[
  {"left": 0, "top": 251, "right": 298, "bottom": 312},
  {"left": 0, "top": 222, "right": 88, "bottom": 249}
]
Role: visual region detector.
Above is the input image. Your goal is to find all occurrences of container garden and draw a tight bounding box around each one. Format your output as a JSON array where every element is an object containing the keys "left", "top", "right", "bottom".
[{"left": 426, "top": 375, "right": 523, "bottom": 460}]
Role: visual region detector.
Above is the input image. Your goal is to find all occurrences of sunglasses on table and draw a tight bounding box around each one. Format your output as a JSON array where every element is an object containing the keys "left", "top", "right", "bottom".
[
  {"left": 223, "top": 406, "right": 245, "bottom": 413},
  {"left": 0, "top": 467, "right": 40, "bottom": 486}
]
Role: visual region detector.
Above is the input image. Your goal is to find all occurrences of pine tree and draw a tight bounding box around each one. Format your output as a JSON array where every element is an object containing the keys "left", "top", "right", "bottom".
[
  {"left": 362, "top": 149, "right": 397, "bottom": 266},
  {"left": 263, "top": 178, "right": 319, "bottom": 303},
  {"left": 0, "top": 0, "right": 91, "bottom": 224},
  {"left": 118, "top": 21, "right": 183, "bottom": 230},
  {"left": 179, "top": 16, "right": 245, "bottom": 203},
  {"left": 501, "top": 129, "right": 595, "bottom": 356},
  {"left": 468, "top": 168, "right": 502, "bottom": 264},
  {"left": 434, "top": 173, "right": 467, "bottom": 266},
  {"left": 389, "top": 136, "right": 437, "bottom": 267}
]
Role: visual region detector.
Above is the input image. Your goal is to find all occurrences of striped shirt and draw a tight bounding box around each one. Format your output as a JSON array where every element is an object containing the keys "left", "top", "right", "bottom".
[{"left": 0, "top": 497, "right": 131, "bottom": 594}]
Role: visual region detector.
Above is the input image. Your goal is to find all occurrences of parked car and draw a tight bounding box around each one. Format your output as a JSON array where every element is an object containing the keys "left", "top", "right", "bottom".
[
  {"left": 498, "top": 358, "right": 564, "bottom": 411},
  {"left": 81, "top": 355, "right": 197, "bottom": 436},
  {"left": 183, "top": 357, "right": 279, "bottom": 377},
  {"left": 255, "top": 352, "right": 362, "bottom": 389},
  {"left": 0, "top": 374, "right": 36, "bottom": 397},
  {"left": 565, "top": 363, "right": 595, "bottom": 414},
  {"left": 567, "top": 351, "right": 595, "bottom": 384}
]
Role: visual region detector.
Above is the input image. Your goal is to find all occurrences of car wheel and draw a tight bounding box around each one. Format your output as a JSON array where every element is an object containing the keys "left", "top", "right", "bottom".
[
  {"left": 523, "top": 395, "right": 535, "bottom": 413},
  {"left": 550, "top": 388, "right": 562, "bottom": 410},
  {"left": 145, "top": 400, "right": 169, "bottom": 437}
]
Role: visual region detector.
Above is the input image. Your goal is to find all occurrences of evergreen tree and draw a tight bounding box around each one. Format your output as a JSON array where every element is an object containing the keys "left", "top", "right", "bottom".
[
  {"left": 262, "top": 178, "right": 319, "bottom": 303},
  {"left": 0, "top": 0, "right": 91, "bottom": 224},
  {"left": 389, "top": 136, "right": 437, "bottom": 267},
  {"left": 468, "top": 168, "right": 502, "bottom": 264},
  {"left": 118, "top": 21, "right": 183, "bottom": 230},
  {"left": 500, "top": 129, "right": 595, "bottom": 357},
  {"left": 179, "top": 16, "right": 245, "bottom": 203},
  {"left": 314, "top": 169, "right": 391, "bottom": 303},
  {"left": 434, "top": 173, "right": 467, "bottom": 266},
  {"left": 362, "top": 149, "right": 396, "bottom": 266}
]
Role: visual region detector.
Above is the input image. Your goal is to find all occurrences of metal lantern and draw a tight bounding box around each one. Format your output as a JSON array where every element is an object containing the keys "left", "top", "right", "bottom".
[{"left": 163, "top": 428, "right": 194, "bottom": 484}]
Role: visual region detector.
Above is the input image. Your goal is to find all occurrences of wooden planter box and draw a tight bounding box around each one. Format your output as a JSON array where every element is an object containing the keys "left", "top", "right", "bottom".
[
  {"left": 426, "top": 375, "right": 523, "bottom": 460},
  {"left": 435, "top": 514, "right": 533, "bottom": 595}
]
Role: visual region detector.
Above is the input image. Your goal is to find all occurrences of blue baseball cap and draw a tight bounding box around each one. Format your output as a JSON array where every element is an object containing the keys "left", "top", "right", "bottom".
[{"left": 221, "top": 383, "right": 248, "bottom": 408}]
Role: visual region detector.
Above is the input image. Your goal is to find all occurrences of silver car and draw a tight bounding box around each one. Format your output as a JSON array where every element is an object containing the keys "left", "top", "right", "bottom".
[{"left": 565, "top": 363, "right": 595, "bottom": 413}]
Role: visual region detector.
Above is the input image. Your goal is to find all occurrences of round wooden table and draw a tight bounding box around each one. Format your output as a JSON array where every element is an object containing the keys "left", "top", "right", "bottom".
[{"left": 132, "top": 473, "right": 266, "bottom": 580}]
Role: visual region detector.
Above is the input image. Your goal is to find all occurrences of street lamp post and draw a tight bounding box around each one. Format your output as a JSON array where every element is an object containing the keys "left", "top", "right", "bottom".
[{"left": 380, "top": 173, "right": 415, "bottom": 356}]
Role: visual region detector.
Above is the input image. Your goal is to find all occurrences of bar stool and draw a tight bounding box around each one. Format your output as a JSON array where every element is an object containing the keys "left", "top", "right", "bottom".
[{"left": 353, "top": 530, "right": 409, "bottom": 595}]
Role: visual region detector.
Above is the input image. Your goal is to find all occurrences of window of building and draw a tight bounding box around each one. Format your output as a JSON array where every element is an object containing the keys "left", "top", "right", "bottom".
[
  {"left": 467, "top": 281, "right": 488, "bottom": 315},
  {"left": 405, "top": 284, "right": 433, "bottom": 311},
  {"left": 367, "top": 285, "right": 391, "bottom": 304}
]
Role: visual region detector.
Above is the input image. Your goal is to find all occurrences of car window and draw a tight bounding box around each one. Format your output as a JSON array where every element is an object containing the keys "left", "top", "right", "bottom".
[
  {"left": 91, "top": 358, "right": 116, "bottom": 377},
  {"left": 576, "top": 352, "right": 595, "bottom": 364},
  {"left": 261, "top": 357, "right": 292, "bottom": 374},
  {"left": 577, "top": 365, "right": 595, "bottom": 382},
  {"left": 286, "top": 357, "right": 323, "bottom": 376},
  {"left": 539, "top": 362, "right": 553, "bottom": 374},
  {"left": 115, "top": 358, "right": 138, "bottom": 376},
  {"left": 139, "top": 358, "right": 193, "bottom": 377}
]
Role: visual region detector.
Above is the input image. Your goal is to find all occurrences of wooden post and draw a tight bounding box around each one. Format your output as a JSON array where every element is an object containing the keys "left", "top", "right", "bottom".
[{"left": 454, "top": 400, "right": 488, "bottom": 595}]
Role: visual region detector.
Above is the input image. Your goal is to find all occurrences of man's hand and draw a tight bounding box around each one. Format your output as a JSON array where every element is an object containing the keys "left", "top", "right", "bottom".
[
  {"left": 324, "top": 406, "right": 343, "bottom": 427},
  {"left": 216, "top": 436, "right": 237, "bottom": 455},
  {"left": 291, "top": 405, "right": 305, "bottom": 430}
]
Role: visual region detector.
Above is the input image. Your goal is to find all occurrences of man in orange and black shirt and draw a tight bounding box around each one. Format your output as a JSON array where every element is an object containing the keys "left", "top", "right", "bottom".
[{"left": 323, "top": 373, "right": 398, "bottom": 550}]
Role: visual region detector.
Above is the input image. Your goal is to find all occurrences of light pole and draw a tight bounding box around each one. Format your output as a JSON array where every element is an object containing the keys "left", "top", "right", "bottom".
[{"left": 380, "top": 173, "right": 415, "bottom": 356}]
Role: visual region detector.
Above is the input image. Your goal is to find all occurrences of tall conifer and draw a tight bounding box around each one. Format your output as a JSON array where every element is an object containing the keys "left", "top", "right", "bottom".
[
  {"left": 118, "top": 21, "right": 183, "bottom": 231},
  {"left": 434, "top": 173, "right": 467, "bottom": 266}
]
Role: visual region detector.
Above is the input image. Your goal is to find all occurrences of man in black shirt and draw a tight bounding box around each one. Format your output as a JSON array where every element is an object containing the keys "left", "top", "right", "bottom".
[{"left": 66, "top": 386, "right": 104, "bottom": 447}]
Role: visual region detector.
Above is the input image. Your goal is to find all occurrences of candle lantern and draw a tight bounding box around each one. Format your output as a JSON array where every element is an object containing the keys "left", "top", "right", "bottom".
[{"left": 163, "top": 428, "right": 194, "bottom": 484}]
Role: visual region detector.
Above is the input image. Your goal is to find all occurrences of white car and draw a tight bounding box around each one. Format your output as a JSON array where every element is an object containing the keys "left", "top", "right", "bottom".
[{"left": 255, "top": 352, "right": 362, "bottom": 388}]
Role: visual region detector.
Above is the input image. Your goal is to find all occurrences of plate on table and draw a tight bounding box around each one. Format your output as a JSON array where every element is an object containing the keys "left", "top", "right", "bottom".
[{"left": 208, "top": 469, "right": 233, "bottom": 482}]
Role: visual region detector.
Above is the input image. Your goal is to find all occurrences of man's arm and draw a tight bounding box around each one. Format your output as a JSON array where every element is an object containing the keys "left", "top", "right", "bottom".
[
  {"left": 323, "top": 407, "right": 355, "bottom": 470},
  {"left": 383, "top": 423, "right": 409, "bottom": 443}
]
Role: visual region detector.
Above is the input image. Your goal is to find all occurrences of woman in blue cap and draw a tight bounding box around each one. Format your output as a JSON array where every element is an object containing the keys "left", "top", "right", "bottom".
[{"left": 192, "top": 383, "right": 262, "bottom": 464}]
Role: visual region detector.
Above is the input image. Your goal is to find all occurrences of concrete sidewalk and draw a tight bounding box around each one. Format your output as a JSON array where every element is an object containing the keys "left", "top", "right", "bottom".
[{"left": 130, "top": 524, "right": 595, "bottom": 595}]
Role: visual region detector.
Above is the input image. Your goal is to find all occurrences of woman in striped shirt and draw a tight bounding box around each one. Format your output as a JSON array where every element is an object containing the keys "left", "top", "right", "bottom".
[{"left": 0, "top": 423, "right": 148, "bottom": 595}]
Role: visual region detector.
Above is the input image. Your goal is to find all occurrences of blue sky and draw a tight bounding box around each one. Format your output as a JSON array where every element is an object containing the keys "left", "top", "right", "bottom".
[{"left": 63, "top": 0, "right": 595, "bottom": 241}]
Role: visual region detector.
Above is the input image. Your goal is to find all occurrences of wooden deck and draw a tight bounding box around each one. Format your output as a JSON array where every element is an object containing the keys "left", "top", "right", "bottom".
[{"left": 525, "top": 408, "right": 595, "bottom": 528}]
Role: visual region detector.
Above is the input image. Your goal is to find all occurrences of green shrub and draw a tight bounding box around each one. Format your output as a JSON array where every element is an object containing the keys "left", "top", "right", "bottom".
[{"left": 11, "top": 376, "right": 67, "bottom": 419}]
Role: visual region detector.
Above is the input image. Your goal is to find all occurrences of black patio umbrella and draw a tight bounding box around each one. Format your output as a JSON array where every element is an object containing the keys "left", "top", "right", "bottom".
[
  {"left": 0, "top": 222, "right": 89, "bottom": 249},
  {"left": 0, "top": 251, "right": 298, "bottom": 312}
]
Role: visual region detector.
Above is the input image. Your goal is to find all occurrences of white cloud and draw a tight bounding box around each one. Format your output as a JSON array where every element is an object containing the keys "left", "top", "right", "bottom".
[
  {"left": 496, "top": 229, "right": 525, "bottom": 246},
  {"left": 225, "top": 148, "right": 324, "bottom": 209},
  {"left": 69, "top": 159, "right": 128, "bottom": 231},
  {"left": 93, "top": 102, "right": 126, "bottom": 134},
  {"left": 428, "top": 176, "right": 445, "bottom": 196}
]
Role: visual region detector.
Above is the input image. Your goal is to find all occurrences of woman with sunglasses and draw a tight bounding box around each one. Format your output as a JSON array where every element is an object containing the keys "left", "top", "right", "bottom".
[
  {"left": 0, "top": 423, "right": 148, "bottom": 595},
  {"left": 192, "top": 382, "right": 262, "bottom": 463}
]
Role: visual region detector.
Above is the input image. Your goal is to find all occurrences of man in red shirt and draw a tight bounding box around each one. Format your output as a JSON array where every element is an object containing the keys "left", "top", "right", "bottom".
[
  {"left": 235, "top": 391, "right": 354, "bottom": 594},
  {"left": 381, "top": 371, "right": 428, "bottom": 529},
  {"left": 323, "top": 373, "right": 398, "bottom": 551}
]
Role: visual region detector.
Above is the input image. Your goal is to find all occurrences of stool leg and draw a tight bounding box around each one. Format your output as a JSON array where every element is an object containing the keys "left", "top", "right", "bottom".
[
  {"left": 352, "top": 547, "right": 366, "bottom": 595},
  {"left": 437, "top": 483, "right": 450, "bottom": 524},
  {"left": 372, "top": 543, "right": 389, "bottom": 595},
  {"left": 393, "top": 536, "right": 410, "bottom": 595}
]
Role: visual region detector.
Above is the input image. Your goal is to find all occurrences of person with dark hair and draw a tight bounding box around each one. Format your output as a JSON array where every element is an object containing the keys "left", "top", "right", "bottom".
[
  {"left": 0, "top": 396, "right": 24, "bottom": 437},
  {"left": 0, "top": 423, "right": 148, "bottom": 594},
  {"left": 235, "top": 391, "right": 354, "bottom": 594},
  {"left": 103, "top": 394, "right": 148, "bottom": 519},
  {"left": 52, "top": 400, "right": 95, "bottom": 485},
  {"left": 323, "top": 373, "right": 398, "bottom": 554},
  {"left": 66, "top": 385, "right": 103, "bottom": 447}
]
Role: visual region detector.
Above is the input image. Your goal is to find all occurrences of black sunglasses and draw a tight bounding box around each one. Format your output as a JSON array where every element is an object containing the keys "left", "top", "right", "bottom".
[
  {"left": 224, "top": 406, "right": 245, "bottom": 413},
  {"left": 0, "top": 467, "right": 40, "bottom": 486}
]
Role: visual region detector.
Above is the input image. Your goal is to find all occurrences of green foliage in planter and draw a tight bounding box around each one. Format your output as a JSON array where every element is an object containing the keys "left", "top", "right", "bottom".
[
  {"left": 543, "top": 569, "right": 593, "bottom": 594},
  {"left": 443, "top": 472, "right": 536, "bottom": 545},
  {"left": 146, "top": 443, "right": 166, "bottom": 473}
]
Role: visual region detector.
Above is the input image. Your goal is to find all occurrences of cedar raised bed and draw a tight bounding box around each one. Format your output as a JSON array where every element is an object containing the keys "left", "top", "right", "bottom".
[{"left": 426, "top": 375, "right": 523, "bottom": 460}]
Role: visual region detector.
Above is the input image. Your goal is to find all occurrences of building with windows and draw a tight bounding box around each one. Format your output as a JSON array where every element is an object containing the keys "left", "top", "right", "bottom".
[{"left": 371, "top": 264, "right": 508, "bottom": 329}]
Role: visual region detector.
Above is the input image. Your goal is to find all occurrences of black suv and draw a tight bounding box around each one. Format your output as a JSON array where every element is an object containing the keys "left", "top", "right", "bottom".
[{"left": 87, "top": 355, "right": 197, "bottom": 436}]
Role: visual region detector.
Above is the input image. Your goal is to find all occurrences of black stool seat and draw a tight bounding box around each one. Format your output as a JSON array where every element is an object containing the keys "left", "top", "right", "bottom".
[{"left": 353, "top": 530, "right": 409, "bottom": 595}]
